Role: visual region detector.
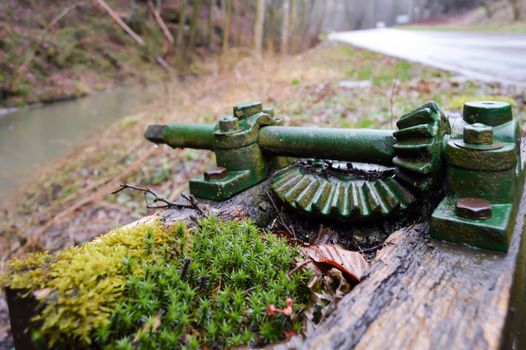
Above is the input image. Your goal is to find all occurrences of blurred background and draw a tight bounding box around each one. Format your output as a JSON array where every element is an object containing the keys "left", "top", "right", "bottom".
[{"left": 1, "top": 0, "right": 526, "bottom": 347}]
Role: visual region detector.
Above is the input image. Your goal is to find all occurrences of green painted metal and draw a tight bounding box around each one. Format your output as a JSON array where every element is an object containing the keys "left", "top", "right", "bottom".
[
  {"left": 164, "top": 124, "right": 216, "bottom": 150},
  {"left": 144, "top": 99, "right": 524, "bottom": 252},
  {"left": 430, "top": 101, "right": 525, "bottom": 252},
  {"left": 463, "top": 101, "right": 513, "bottom": 127},
  {"left": 259, "top": 127, "right": 395, "bottom": 166},
  {"left": 271, "top": 161, "right": 415, "bottom": 222}
]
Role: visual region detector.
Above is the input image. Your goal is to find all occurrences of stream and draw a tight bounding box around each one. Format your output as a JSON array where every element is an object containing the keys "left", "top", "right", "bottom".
[{"left": 0, "top": 86, "right": 160, "bottom": 202}]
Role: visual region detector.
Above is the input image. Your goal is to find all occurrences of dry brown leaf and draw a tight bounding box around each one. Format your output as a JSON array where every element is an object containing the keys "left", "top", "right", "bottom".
[{"left": 303, "top": 243, "right": 369, "bottom": 282}]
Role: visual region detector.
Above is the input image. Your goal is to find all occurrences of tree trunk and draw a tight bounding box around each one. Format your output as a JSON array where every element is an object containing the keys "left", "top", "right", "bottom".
[
  {"left": 176, "top": 0, "right": 188, "bottom": 62},
  {"left": 188, "top": 0, "right": 202, "bottom": 53},
  {"left": 207, "top": 0, "right": 214, "bottom": 51},
  {"left": 289, "top": 0, "right": 297, "bottom": 53},
  {"left": 509, "top": 0, "right": 522, "bottom": 21},
  {"left": 156, "top": 0, "right": 162, "bottom": 14},
  {"left": 254, "top": 0, "right": 265, "bottom": 56},
  {"left": 222, "top": 0, "right": 232, "bottom": 54},
  {"left": 280, "top": 0, "right": 290, "bottom": 55}
]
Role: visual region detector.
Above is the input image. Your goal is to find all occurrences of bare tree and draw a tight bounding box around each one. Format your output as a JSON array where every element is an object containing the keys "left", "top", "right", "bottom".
[
  {"left": 208, "top": 0, "right": 215, "bottom": 51},
  {"left": 254, "top": 0, "right": 265, "bottom": 56},
  {"left": 176, "top": 0, "right": 188, "bottom": 61},
  {"left": 189, "top": 0, "right": 202, "bottom": 52},
  {"left": 281, "top": 0, "right": 290, "bottom": 54},
  {"left": 509, "top": 0, "right": 522, "bottom": 20},
  {"left": 222, "top": 0, "right": 232, "bottom": 54}
]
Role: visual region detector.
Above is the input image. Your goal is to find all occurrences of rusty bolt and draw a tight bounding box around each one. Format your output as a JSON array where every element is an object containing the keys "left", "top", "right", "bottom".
[
  {"left": 204, "top": 167, "right": 228, "bottom": 181},
  {"left": 233, "top": 101, "right": 263, "bottom": 119},
  {"left": 463, "top": 123, "right": 493, "bottom": 145},
  {"left": 455, "top": 197, "right": 492, "bottom": 220},
  {"left": 218, "top": 115, "right": 239, "bottom": 133}
]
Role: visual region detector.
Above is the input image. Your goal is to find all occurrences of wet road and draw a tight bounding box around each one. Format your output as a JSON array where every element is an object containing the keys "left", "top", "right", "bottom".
[{"left": 330, "top": 28, "right": 526, "bottom": 84}]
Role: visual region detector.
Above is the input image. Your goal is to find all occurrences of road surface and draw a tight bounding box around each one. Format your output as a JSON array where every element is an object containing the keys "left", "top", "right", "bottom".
[{"left": 330, "top": 28, "right": 526, "bottom": 84}]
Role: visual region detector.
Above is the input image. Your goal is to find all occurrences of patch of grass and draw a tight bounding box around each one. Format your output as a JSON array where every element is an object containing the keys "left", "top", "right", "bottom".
[{"left": 3, "top": 218, "right": 311, "bottom": 349}]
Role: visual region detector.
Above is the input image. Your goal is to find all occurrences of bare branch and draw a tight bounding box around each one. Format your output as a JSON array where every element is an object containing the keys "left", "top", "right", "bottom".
[
  {"left": 112, "top": 184, "right": 204, "bottom": 212},
  {"left": 265, "top": 190, "right": 296, "bottom": 239}
]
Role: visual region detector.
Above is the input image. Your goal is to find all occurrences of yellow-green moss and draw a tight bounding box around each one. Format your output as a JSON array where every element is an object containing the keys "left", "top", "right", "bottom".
[
  {"left": 3, "top": 218, "right": 311, "bottom": 349},
  {"left": 3, "top": 219, "right": 186, "bottom": 347}
]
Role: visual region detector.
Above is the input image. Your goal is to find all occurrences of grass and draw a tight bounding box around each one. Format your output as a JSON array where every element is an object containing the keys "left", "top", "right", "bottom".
[{"left": 3, "top": 217, "right": 311, "bottom": 349}]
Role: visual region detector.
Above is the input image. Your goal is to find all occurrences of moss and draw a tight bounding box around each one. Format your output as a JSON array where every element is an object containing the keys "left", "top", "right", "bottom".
[
  {"left": 3, "top": 218, "right": 311, "bottom": 349},
  {"left": 3, "top": 219, "right": 182, "bottom": 347}
]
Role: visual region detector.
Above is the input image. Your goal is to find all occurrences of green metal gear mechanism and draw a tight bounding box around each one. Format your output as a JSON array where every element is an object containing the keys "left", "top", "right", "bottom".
[
  {"left": 144, "top": 100, "right": 524, "bottom": 252},
  {"left": 270, "top": 101, "right": 450, "bottom": 222}
]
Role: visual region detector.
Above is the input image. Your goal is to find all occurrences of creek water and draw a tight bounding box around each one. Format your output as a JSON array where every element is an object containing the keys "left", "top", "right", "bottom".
[{"left": 0, "top": 86, "right": 160, "bottom": 201}]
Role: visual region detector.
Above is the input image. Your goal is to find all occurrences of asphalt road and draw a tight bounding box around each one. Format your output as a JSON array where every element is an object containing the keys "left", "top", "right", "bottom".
[{"left": 330, "top": 28, "right": 526, "bottom": 84}]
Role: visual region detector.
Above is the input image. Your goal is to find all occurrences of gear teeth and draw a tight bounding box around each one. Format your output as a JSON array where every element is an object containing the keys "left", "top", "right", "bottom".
[
  {"left": 313, "top": 181, "right": 333, "bottom": 216},
  {"left": 393, "top": 124, "right": 434, "bottom": 139},
  {"left": 384, "top": 178, "right": 416, "bottom": 208},
  {"left": 294, "top": 178, "right": 319, "bottom": 211},
  {"left": 393, "top": 156, "right": 434, "bottom": 174},
  {"left": 392, "top": 141, "right": 433, "bottom": 154},
  {"left": 273, "top": 169, "right": 300, "bottom": 192},
  {"left": 271, "top": 164, "right": 419, "bottom": 222},
  {"left": 395, "top": 168, "right": 432, "bottom": 191},
  {"left": 375, "top": 180, "right": 399, "bottom": 213},
  {"left": 283, "top": 176, "right": 311, "bottom": 202},
  {"left": 357, "top": 184, "right": 370, "bottom": 217},
  {"left": 348, "top": 183, "right": 362, "bottom": 220},
  {"left": 393, "top": 101, "right": 450, "bottom": 191}
]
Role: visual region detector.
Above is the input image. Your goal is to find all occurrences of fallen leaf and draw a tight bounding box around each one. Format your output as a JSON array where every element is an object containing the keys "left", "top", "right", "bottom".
[{"left": 303, "top": 244, "right": 369, "bottom": 282}]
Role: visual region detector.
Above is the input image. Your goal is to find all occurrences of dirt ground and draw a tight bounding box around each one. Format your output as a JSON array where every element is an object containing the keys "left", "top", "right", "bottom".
[{"left": 1, "top": 41, "right": 525, "bottom": 347}]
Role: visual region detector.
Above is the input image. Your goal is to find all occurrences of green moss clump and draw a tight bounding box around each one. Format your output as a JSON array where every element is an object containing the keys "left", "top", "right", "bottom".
[
  {"left": 3, "top": 218, "right": 311, "bottom": 349},
  {"left": 3, "top": 219, "right": 182, "bottom": 347}
]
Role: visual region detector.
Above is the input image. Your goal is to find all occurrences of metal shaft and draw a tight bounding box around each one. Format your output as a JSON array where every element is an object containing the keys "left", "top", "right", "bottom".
[
  {"left": 258, "top": 126, "right": 396, "bottom": 165},
  {"left": 145, "top": 124, "right": 216, "bottom": 150}
]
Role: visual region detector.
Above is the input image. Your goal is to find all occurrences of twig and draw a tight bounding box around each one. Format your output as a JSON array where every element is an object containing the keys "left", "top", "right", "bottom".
[
  {"left": 181, "top": 193, "right": 207, "bottom": 216},
  {"left": 148, "top": 1, "right": 174, "bottom": 43},
  {"left": 265, "top": 191, "right": 296, "bottom": 239},
  {"left": 112, "top": 184, "right": 195, "bottom": 210},
  {"left": 94, "top": 0, "right": 145, "bottom": 46},
  {"left": 390, "top": 78, "right": 399, "bottom": 129},
  {"left": 95, "top": 0, "right": 173, "bottom": 72},
  {"left": 359, "top": 243, "right": 386, "bottom": 253},
  {"left": 155, "top": 55, "right": 175, "bottom": 72}
]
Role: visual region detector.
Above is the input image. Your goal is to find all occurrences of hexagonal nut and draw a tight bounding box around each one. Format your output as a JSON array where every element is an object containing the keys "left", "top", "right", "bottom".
[
  {"left": 233, "top": 101, "right": 262, "bottom": 119},
  {"left": 204, "top": 167, "right": 228, "bottom": 181},
  {"left": 463, "top": 123, "right": 493, "bottom": 145},
  {"left": 218, "top": 115, "right": 239, "bottom": 133},
  {"left": 455, "top": 197, "right": 492, "bottom": 220}
]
